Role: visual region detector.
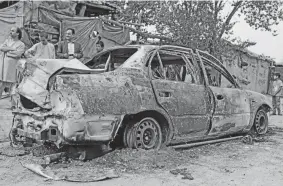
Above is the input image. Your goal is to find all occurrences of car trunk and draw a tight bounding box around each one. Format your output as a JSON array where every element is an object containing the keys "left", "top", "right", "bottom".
[{"left": 17, "top": 58, "right": 104, "bottom": 111}]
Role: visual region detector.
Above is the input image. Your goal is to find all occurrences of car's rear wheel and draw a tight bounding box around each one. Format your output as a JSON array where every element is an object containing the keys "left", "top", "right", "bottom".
[
  {"left": 123, "top": 117, "right": 163, "bottom": 150},
  {"left": 253, "top": 109, "right": 268, "bottom": 135}
]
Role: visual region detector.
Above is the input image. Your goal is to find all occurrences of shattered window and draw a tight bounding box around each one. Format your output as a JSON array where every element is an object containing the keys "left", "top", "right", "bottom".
[
  {"left": 150, "top": 51, "right": 199, "bottom": 84},
  {"left": 203, "top": 62, "right": 236, "bottom": 88},
  {"left": 86, "top": 48, "right": 138, "bottom": 71}
]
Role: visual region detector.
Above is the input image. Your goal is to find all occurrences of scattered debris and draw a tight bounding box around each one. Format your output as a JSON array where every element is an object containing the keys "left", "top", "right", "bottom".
[
  {"left": 22, "top": 163, "right": 61, "bottom": 180},
  {"left": 242, "top": 135, "right": 254, "bottom": 145},
  {"left": 224, "top": 168, "right": 233, "bottom": 173},
  {"left": 0, "top": 149, "right": 28, "bottom": 157},
  {"left": 22, "top": 163, "right": 119, "bottom": 182},
  {"left": 170, "top": 168, "right": 194, "bottom": 180},
  {"left": 44, "top": 152, "right": 67, "bottom": 165},
  {"left": 0, "top": 142, "right": 29, "bottom": 157},
  {"left": 253, "top": 136, "right": 266, "bottom": 142},
  {"left": 31, "top": 144, "right": 59, "bottom": 157}
]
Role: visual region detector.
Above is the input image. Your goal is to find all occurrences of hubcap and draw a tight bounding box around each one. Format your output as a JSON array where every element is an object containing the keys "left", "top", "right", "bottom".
[
  {"left": 255, "top": 111, "right": 267, "bottom": 134},
  {"left": 135, "top": 119, "right": 159, "bottom": 149}
]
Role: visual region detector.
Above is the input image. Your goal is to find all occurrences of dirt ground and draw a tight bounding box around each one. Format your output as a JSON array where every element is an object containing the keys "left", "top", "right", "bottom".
[{"left": 0, "top": 115, "right": 282, "bottom": 186}]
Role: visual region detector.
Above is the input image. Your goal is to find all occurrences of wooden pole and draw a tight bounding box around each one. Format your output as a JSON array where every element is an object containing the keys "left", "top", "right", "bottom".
[
  {"left": 79, "top": 5, "right": 87, "bottom": 17},
  {"left": 136, "top": 10, "right": 142, "bottom": 44},
  {"left": 118, "top": 20, "right": 144, "bottom": 26}
]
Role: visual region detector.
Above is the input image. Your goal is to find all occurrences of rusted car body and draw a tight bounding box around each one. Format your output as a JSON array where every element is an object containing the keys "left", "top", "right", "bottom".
[{"left": 11, "top": 45, "right": 272, "bottom": 149}]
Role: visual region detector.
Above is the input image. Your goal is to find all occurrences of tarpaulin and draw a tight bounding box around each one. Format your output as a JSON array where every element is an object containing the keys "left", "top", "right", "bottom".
[
  {"left": 24, "top": 7, "right": 130, "bottom": 63},
  {"left": 61, "top": 17, "right": 130, "bottom": 63},
  {"left": 23, "top": 1, "right": 76, "bottom": 26},
  {"left": 38, "top": 7, "right": 71, "bottom": 27}
]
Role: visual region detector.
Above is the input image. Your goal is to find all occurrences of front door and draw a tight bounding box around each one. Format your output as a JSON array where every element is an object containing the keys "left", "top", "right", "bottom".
[
  {"left": 149, "top": 49, "right": 212, "bottom": 138},
  {"left": 200, "top": 55, "right": 251, "bottom": 135}
]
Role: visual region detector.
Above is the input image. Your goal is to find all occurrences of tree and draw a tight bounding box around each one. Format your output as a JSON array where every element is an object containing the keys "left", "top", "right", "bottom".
[{"left": 112, "top": 0, "right": 283, "bottom": 56}]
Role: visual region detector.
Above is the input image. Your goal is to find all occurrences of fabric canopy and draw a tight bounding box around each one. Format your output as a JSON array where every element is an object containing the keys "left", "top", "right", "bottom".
[
  {"left": 61, "top": 17, "right": 130, "bottom": 63},
  {"left": 25, "top": 7, "right": 130, "bottom": 63},
  {"left": 1, "top": 2, "right": 130, "bottom": 64}
]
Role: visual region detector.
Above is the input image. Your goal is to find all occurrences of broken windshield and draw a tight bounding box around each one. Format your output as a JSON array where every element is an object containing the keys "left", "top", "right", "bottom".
[{"left": 86, "top": 48, "right": 138, "bottom": 71}]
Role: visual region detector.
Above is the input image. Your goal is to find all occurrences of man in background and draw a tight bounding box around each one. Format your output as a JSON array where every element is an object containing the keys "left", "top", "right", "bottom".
[
  {"left": 24, "top": 32, "right": 55, "bottom": 59},
  {"left": 96, "top": 40, "right": 104, "bottom": 53},
  {"left": 57, "top": 28, "right": 83, "bottom": 59},
  {"left": 271, "top": 72, "right": 283, "bottom": 115},
  {"left": 0, "top": 27, "right": 25, "bottom": 109}
]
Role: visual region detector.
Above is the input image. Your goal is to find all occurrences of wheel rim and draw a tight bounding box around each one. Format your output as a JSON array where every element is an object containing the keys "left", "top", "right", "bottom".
[
  {"left": 126, "top": 118, "right": 162, "bottom": 150},
  {"left": 255, "top": 110, "right": 268, "bottom": 134}
]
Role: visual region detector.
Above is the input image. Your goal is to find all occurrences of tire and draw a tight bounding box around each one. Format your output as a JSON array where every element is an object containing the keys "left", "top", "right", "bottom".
[
  {"left": 123, "top": 117, "right": 163, "bottom": 150},
  {"left": 252, "top": 109, "right": 268, "bottom": 135}
]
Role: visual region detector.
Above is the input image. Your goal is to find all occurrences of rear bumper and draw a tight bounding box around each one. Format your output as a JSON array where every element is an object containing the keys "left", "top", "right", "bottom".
[{"left": 12, "top": 113, "right": 124, "bottom": 147}]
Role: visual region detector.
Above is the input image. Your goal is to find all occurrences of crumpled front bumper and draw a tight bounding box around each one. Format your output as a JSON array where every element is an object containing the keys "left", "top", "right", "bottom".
[{"left": 12, "top": 112, "right": 124, "bottom": 147}]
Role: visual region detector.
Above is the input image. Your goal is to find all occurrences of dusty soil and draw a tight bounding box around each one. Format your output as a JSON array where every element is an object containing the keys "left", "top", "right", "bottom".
[{"left": 0, "top": 123, "right": 283, "bottom": 186}]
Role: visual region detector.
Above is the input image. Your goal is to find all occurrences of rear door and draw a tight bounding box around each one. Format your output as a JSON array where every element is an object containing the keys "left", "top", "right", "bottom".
[
  {"left": 149, "top": 49, "right": 212, "bottom": 138},
  {"left": 197, "top": 51, "right": 251, "bottom": 135}
]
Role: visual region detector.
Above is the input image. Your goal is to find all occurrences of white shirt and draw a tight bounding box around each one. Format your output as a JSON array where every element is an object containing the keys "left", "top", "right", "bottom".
[
  {"left": 26, "top": 42, "right": 55, "bottom": 59},
  {"left": 68, "top": 43, "right": 75, "bottom": 55}
]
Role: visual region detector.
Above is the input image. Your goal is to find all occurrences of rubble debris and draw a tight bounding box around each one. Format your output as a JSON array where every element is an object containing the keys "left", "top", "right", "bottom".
[
  {"left": 0, "top": 149, "right": 28, "bottom": 157},
  {"left": 31, "top": 144, "right": 59, "bottom": 157},
  {"left": 242, "top": 135, "right": 254, "bottom": 145},
  {"left": 67, "top": 145, "right": 112, "bottom": 161},
  {"left": 253, "top": 136, "right": 266, "bottom": 142},
  {"left": 0, "top": 142, "right": 29, "bottom": 157},
  {"left": 170, "top": 168, "right": 194, "bottom": 180},
  {"left": 44, "top": 152, "right": 67, "bottom": 165}
]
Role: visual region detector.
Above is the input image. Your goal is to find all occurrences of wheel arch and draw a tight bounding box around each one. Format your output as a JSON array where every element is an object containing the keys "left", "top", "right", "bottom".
[
  {"left": 250, "top": 104, "right": 270, "bottom": 135},
  {"left": 258, "top": 103, "right": 272, "bottom": 113},
  {"left": 244, "top": 103, "right": 271, "bottom": 133},
  {"left": 121, "top": 110, "right": 174, "bottom": 145}
]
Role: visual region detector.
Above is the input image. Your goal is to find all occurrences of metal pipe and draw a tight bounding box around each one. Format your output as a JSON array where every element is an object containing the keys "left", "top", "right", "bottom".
[{"left": 172, "top": 136, "right": 243, "bottom": 150}]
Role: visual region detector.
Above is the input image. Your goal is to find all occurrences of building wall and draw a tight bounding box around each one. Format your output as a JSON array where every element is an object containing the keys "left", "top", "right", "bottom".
[{"left": 221, "top": 48, "right": 272, "bottom": 94}]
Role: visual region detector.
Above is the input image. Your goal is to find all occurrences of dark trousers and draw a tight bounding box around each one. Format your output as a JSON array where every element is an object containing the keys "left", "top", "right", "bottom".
[{"left": 272, "top": 96, "right": 281, "bottom": 115}]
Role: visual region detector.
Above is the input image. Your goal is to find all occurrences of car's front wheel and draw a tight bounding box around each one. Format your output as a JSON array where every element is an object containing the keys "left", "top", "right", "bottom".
[
  {"left": 252, "top": 109, "right": 268, "bottom": 135},
  {"left": 123, "top": 117, "right": 163, "bottom": 150}
]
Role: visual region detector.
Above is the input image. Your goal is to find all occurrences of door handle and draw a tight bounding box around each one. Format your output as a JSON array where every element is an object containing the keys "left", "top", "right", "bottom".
[
  {"left": 216, "top": 94, "right": 224, "bottom": 100},
  {"left": 159, "top": 91, "right": 172, "bottom": 97}
]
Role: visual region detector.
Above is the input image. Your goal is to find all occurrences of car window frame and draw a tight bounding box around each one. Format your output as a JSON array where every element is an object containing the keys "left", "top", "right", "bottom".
[
  {"left": 85, "top": 46, "right": 140, "bottom": 71},
  {"left": 202, "top": 58, "right": 239, "bottom": 88},
  {"left": 148, "top": 49, "right": 201, "bottom": 85},
  {"left": 195, "top": 49, "right": 240, "bottom": 89}
]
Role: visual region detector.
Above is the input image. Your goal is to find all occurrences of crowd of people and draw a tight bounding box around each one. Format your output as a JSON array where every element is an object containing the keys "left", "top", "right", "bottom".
[{"left": 0, "top": 26, "right": 104, "bottom": 109}]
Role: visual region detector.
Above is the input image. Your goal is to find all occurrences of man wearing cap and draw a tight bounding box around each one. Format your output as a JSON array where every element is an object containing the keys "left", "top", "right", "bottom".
[{"left": 271, "top": 72, "right": 283, "bottom": 115}]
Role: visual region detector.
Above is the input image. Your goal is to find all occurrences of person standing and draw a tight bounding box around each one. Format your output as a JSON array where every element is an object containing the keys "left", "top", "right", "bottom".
[
  {"left": 271, "top": 72, "right": 283, "bottom": 115},
  {"left": 57, "top": 28, "right": 83, "bottom": 59},
  {"left": 24, "top": 32, "right": 55, "bottom": 59},
  {"left": 0, "top": 27, "right": 25, "bottom": 109}
]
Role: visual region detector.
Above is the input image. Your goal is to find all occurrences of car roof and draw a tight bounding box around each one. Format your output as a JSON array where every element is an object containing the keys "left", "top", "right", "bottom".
[{"left": 99, "top": 44, "right": 224, "bottom": 69}]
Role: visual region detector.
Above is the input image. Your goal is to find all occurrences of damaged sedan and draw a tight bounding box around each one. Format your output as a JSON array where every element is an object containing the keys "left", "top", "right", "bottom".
[{"left": 11, "top": 45, "right": 272, "bottom": 150}]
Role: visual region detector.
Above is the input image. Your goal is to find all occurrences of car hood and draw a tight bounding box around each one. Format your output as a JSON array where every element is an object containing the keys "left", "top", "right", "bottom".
[{"left": 17, "top": 58, "right": 103, "bottom": 109}]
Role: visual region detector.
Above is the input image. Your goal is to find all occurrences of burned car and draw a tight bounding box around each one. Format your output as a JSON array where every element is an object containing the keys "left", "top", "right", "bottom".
[{"left": 11, "top": 45, "right": 272, "bottom": 149}]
